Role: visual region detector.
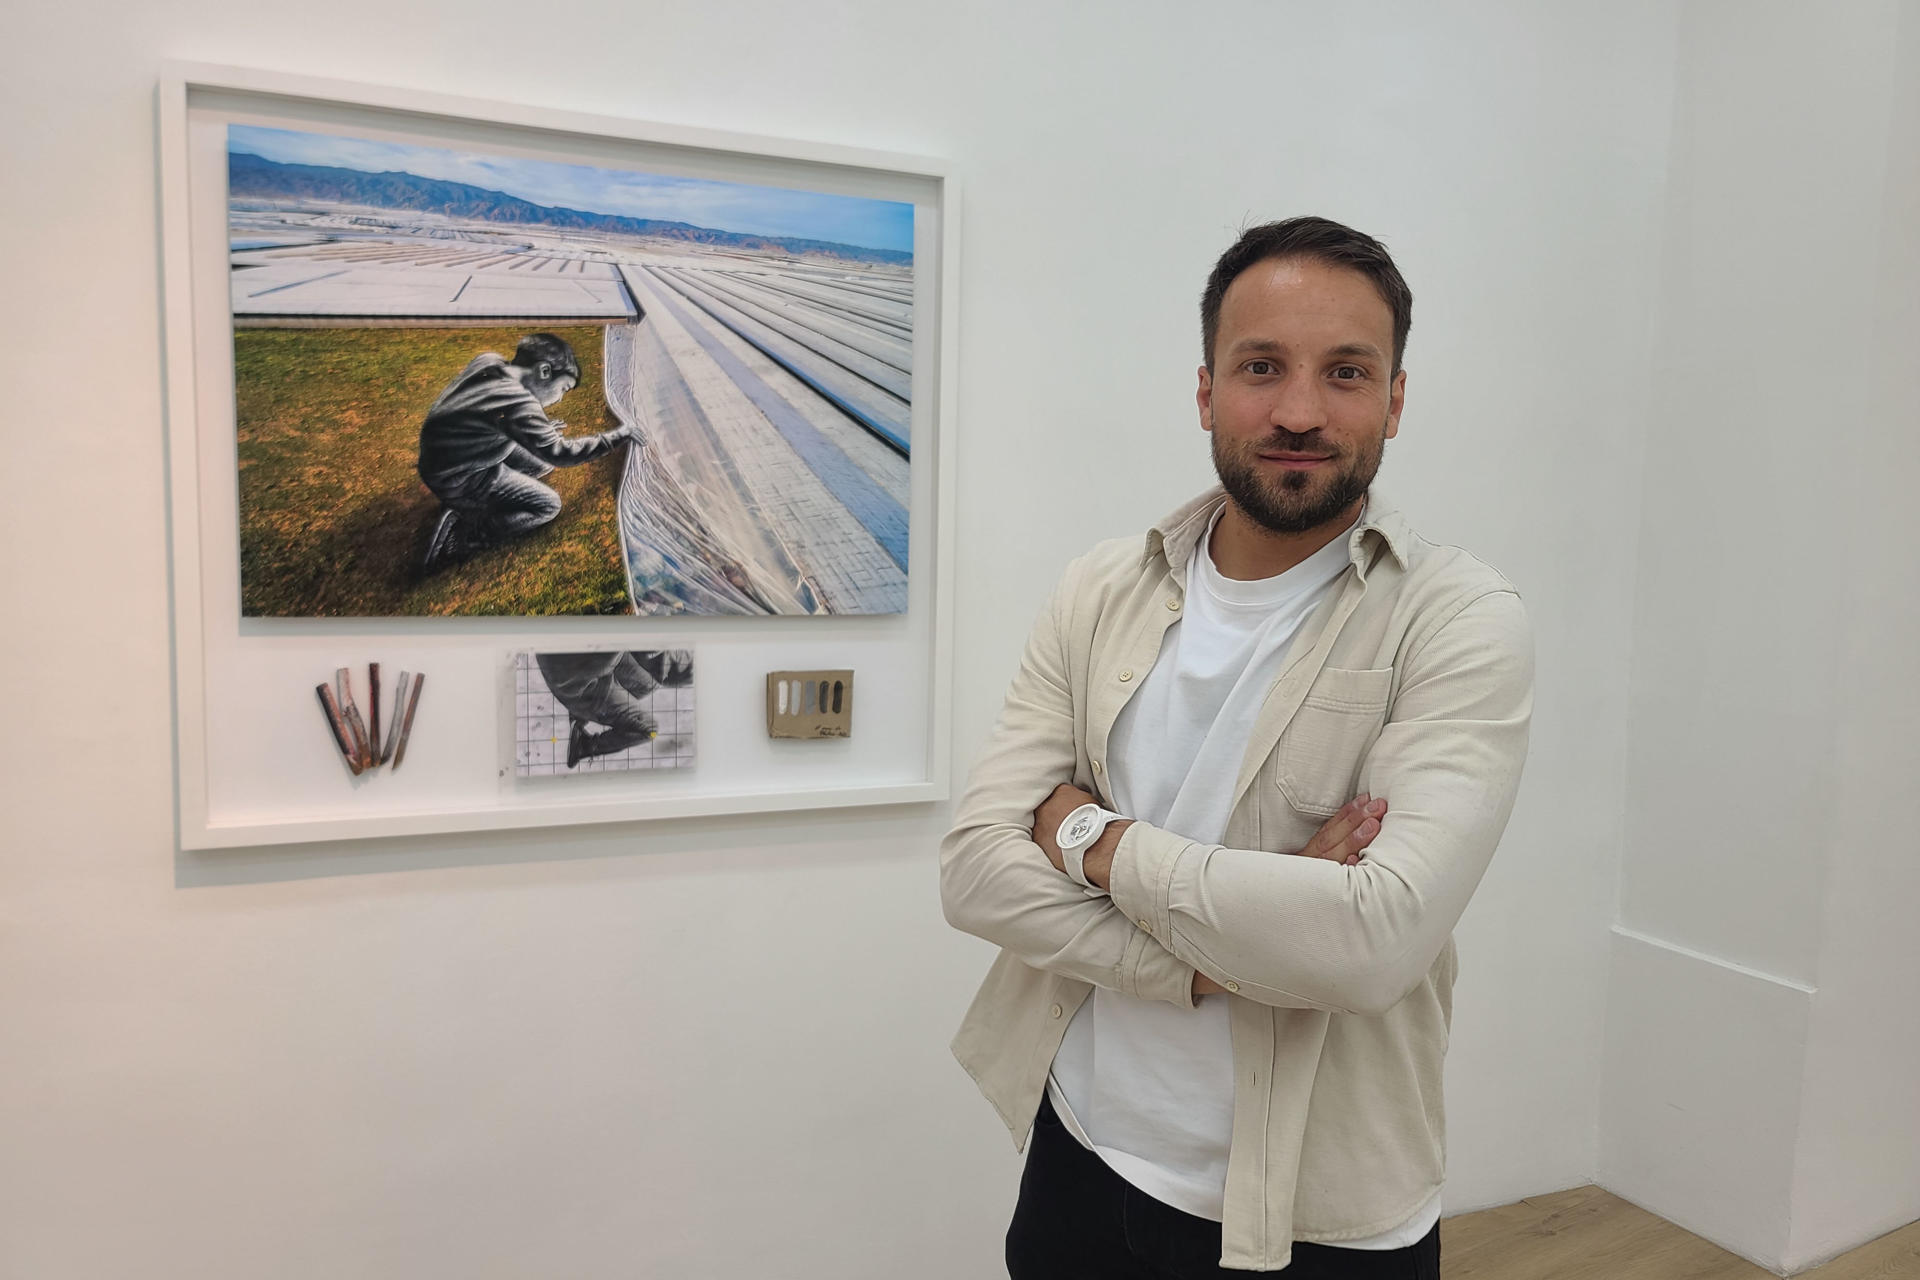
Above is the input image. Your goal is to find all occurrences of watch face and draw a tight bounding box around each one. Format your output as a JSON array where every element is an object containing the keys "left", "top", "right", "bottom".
[{"left": 1063, "top": 811, "right": 1097, "bottom": 846}]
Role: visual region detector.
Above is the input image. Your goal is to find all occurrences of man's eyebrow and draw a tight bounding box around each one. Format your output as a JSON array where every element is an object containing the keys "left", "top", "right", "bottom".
[
  {"left": 1224, "top": 338, "right": 1284, "bottom": 356},
  {"left": 1223, "top": 339, "right": 1387, "bottom": 362}
]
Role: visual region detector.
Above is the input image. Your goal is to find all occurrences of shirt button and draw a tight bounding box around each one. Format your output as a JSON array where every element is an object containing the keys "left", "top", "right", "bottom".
[
  {"left": 1166, "top": 598, "right": 1181, "bottom": 611},
  {"left": 1138, "top": 918, "right": 1151, "bottom": 930},
  {"left": 1092, "top": 760, "right": 1104, "bottom": 774},
  {"left": 1118, "top": 669, "right": 1133, "bottom": 682},
  {"left": 1225, "top": 980, "right": 1241, "bottom": 994},
  {"left": 1050, "top": 1003, "right": 1063, "bottom": 1019}
]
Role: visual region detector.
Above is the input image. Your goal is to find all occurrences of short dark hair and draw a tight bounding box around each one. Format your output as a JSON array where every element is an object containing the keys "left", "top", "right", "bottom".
[
  {"left": 511, "top": 333, "right": 580, "bottom": 380},
  {"left": 1200, "top": 217, "right": 1413, "bottom": 372}
]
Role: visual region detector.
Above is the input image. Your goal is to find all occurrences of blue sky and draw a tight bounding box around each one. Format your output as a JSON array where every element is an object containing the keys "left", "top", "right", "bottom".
[{"left": 229, "top": 125, "right": 914, "bottom": 255}]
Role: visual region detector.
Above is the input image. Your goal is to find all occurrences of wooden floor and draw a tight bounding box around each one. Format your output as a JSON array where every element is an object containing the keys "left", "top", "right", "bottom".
[{"left": 1443, "top": 1185, "right": 1920, "bottom": 1278}]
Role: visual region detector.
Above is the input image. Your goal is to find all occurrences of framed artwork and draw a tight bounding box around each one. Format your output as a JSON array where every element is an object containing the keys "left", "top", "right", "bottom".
[
  {"left": 160, "top": 64, "right": 958, "bottom": 848},
  {"left": 226, "top": 121, "right": 914, "bottom": 618}
]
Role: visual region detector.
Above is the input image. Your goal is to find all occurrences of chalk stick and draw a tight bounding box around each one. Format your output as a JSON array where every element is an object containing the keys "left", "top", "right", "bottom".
[
  {"left": 344, "top": 703, "right": 372, "bottom": 772},
  {"left": 392, "top": 672, "right": 425, "bottom": 771},
  {"left": 316, "top": 683, "right": 363, "bottom": 776},
  {"left": 381, "top": 672, "right": 410, "bottom": 764},
  {"left": 335, "top": 666, "right": 370, "bottom": 767},
  {"left": 368, "top": 663, "right": 382, "bottom": 769}
]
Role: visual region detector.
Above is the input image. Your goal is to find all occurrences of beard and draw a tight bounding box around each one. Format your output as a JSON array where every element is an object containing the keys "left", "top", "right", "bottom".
[{"left": 1210, "top": 420, "right": 1387, "bottom": 535}]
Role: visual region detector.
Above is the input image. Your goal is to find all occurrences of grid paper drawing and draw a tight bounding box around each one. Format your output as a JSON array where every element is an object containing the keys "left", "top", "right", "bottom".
[{"left": 514, "top": 650, "right": 695, "bottom": 776}]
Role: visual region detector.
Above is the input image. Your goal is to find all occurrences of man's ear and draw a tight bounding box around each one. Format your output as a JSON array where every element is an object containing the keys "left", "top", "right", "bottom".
[
  {"left": 1196, "top": 364, "right": 1214, "bottom": 432},
  {"left": 537, "top": 362, "right": 553, "bottom": 380}
]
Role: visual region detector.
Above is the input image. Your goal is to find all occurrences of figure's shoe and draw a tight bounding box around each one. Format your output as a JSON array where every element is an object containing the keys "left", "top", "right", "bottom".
[
  {"left": 566, "top": 720, "right": 588, "bottom": 769},
  {"left": 423, "top": 509, "right": 462, "bottom": 573}
]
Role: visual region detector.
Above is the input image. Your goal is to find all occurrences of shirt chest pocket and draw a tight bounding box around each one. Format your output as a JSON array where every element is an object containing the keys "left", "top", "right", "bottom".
[{"left": 1275, "top": 666, "right": 1395, "bottom": 818}]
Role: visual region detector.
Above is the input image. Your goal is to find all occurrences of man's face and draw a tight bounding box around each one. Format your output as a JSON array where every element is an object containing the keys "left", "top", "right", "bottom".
[
  {"left": 1198, "top": 257, "right": 1405, "bottom": 535},
  {"left": 531, "top": 362, "right": 578, "bottom": 408}
]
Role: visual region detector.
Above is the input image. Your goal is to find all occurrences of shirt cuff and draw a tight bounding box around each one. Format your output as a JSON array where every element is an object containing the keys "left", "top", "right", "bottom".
[
  {"left": 1121, "top": 923, "right": 1196, "bottom": 1008},
  {"left": 1108, "top": 820, "right": 1196, "bottom": 971}
]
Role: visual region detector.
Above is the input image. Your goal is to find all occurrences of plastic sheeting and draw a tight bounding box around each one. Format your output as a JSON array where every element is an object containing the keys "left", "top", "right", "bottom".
[{"left": 603, "top": 323, "right": 819, "bottom": 616}]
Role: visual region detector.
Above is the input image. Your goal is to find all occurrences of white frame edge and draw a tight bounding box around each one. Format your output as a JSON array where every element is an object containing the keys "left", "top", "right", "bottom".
[
  {"left": 157, "top": 63, "right": 959, "bottom": 851},
  {"left": 193, "top": 782, "right": 945, "bottom": 850}
]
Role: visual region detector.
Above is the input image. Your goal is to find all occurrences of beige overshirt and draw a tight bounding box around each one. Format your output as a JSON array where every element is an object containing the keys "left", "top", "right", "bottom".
[{"left": 939, "top": 485, "right": 1534, "bottom": 1271}]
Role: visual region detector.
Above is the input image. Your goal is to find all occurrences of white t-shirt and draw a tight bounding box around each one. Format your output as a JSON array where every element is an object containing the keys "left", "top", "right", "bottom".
[{"left": 1047, "top": 506, "right": 1441, "bottom": 1248}]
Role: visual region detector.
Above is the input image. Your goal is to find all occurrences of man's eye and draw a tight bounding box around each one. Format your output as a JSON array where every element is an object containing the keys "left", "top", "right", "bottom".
[
  {"left": 1246, "top": 360, "right": 1277, "bottom": 376},
  {"left": 1331, "top": 366, "right": 1365, "bottom": 381}
]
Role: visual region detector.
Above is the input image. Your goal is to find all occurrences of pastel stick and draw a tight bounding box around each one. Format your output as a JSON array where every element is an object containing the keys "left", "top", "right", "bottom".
[
  {"left": 392, "top": 673, "right": 424, "bottom": 770},
  {"left": 316, "top": 683, "right": 363, "bottom": 776}
]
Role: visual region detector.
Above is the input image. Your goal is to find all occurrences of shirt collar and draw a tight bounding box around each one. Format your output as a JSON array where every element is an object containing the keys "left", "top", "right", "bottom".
[{"left": 1145, "top": 485, "right": 1412, "bottom": 583}]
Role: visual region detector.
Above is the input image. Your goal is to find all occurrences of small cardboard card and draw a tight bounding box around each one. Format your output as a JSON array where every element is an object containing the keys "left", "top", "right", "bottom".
[{"left": 766, "top": 670, "right": 853, "bottom": 739}]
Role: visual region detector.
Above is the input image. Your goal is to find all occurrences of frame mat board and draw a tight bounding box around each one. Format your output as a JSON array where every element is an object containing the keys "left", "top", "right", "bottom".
[{"left": 158, "top": 64, "right": 958, "bottom": 848}]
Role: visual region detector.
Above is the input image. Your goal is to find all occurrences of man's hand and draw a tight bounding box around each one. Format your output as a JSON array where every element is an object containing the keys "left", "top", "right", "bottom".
[{"left": 1295, "top": 793, "right": 1388, "bottom": 867}]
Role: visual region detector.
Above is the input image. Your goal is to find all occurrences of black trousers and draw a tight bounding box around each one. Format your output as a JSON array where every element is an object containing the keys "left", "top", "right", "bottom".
[{"left": 1007, "top": 1094, "right": 1441, "bottom": 1279}]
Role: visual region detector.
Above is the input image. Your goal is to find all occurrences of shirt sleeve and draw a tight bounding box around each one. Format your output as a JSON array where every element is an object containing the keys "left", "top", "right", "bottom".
[
  {"left": 1106, "top": 588, "right": 1534, "bottom": 1016},
  {"left": 611, "top": 653, "right": 660, "bottom": 700},
  {"left": 502, "top": 394, "right": 622, "bottom": 466},
  {"left": 939, "top": 556, "right": 1198, "bottom": 1008}
]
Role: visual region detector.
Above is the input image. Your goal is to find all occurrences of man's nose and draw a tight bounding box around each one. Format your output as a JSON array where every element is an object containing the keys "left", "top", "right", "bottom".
[{"left": 1268, "top": 376, "right": 1331, "bottom": 433}]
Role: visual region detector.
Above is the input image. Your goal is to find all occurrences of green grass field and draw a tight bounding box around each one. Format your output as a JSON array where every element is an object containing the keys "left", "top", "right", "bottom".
[{"left": 234, "top": 324, "right": 632, "bottom": 616}]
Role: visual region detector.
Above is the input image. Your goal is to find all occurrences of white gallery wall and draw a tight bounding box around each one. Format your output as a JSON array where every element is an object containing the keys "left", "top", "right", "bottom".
[
  {"left": 0, "top": 1, "right": 1907, "bottom": 1277},
  {"left": 1788, "top": 1, "right": 1920, "bottom": 1256},
  {"left": 1602, "top": 0, "right": 1920, "bottom": 1273}
]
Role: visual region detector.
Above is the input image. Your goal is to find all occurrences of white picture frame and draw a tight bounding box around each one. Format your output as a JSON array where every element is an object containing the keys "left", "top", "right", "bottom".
[{"left": 158, "top": 63, "right": 959, "bottom": 849}]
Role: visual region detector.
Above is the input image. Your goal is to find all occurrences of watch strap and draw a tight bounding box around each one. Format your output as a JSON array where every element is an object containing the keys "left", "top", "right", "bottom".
[{"left": 1063, "top": 837, "right": 1093, "bottom": 888}]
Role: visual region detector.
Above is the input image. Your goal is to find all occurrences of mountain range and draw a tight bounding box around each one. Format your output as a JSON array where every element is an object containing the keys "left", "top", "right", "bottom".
[{"left": 227, "top": 150, "right": 912, "bottom": 266}]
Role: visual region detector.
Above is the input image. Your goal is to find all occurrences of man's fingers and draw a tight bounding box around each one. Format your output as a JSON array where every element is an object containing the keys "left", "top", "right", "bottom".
[
  {"left": 1302, "top": 794, "right": 1388, "bottom": 863},
  {"left": 1344, "top": 816, "right": 1382, "bottom": 852},
  {"left": 1301, "top": 798, "right": 1365, "bottom": 860},
  {"left": 1336, "top": 815, "right": 1383, "bottom": 867},
  {"left": 1298, "top": 802, "right": 1347, "bottom": 858}
]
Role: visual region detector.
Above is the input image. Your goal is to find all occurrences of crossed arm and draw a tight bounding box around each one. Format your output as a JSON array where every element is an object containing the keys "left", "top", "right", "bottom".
[
  {"left": 1029, "top": 788, "right": 1389, "bottom": 998},
  {"left": 938, "top": 560, "right": 1534, "bottom": 1016}
]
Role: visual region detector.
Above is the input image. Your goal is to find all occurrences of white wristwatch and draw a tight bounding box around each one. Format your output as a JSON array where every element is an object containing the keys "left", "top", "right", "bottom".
[{"left": 1056, "top": 802, "right": 1126, "bottom": 889}]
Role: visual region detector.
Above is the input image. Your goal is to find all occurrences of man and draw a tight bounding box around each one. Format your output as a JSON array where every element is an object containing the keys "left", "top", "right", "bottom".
[
  {"left": 535, "top": 649, "right": 692, "bottom": 768},
  {"left": 417, "top": 333, "right": 633, "bottom": 571},
  {"left": 940, "top": 217, "right": 1533, "bottom": 1276}
]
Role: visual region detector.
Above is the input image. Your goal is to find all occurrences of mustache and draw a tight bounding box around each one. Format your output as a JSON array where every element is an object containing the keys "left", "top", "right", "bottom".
[{"left": 1248, "top": 432, "right": 1337, "bottom": 456}]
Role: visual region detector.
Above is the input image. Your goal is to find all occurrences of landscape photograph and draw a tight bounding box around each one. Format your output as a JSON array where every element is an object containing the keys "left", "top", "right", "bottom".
[{"left": 229, "top": 124, "right": 915, "bottom": 617}]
